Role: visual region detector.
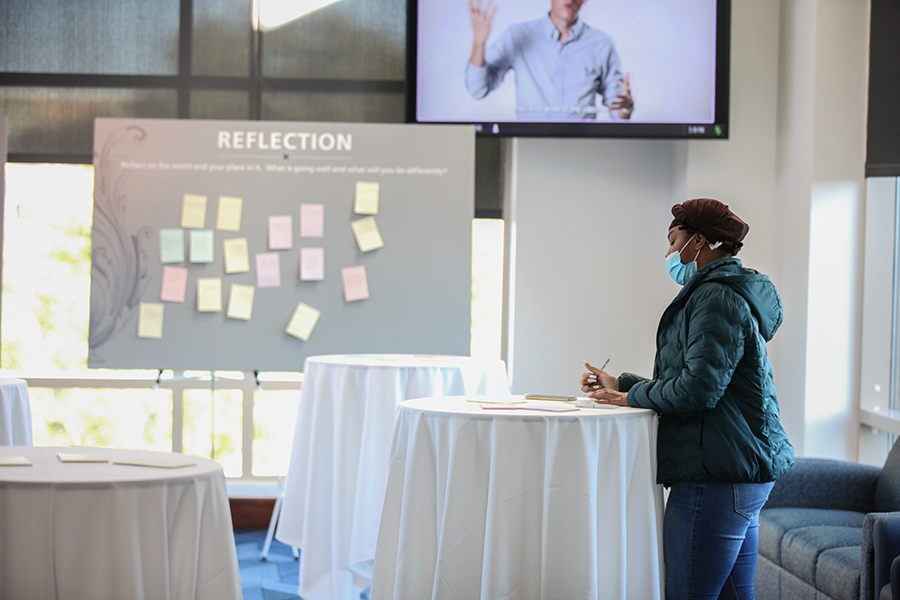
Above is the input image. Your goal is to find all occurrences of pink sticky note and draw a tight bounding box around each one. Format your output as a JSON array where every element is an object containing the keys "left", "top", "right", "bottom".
[
  {"left": 300, "top": 247, "right": 324, "bottom": 281},
  {"left": 342, "top": 265, "right": 369, "bottom": 302},
  {"left": 269, "top": 215, "right": 293, "bottom": 250},
  {"left": 300, "top": 204, "right": 324, "bottom": 238},
  {"left": 256, "top": 253, "right": 281, "bottom": 288},
  {"left": 160, "top": 266, "right": 188, "bottom": 303}
]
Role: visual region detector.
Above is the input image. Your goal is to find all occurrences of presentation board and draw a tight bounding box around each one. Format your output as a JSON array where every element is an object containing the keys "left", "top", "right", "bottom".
[{"left": 88, "top": 118, "right": 475, "bottom": 371}]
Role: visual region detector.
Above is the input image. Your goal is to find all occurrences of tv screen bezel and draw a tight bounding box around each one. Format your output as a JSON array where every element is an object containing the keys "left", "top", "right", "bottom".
[{"left": 405, "top": 0, "right": 731, "bottom": 139}]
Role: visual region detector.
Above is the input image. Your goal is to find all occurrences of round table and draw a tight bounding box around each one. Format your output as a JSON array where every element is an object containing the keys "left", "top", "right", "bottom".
[
  {"left": 0, "top": 378, "right": 32, "bottom": 445},
  {"left": 0, "top": 446, "right": 241, "bottom": 600},
  {"left": 276, "top": 354, "right": 511, "bottom": 600},
  {"left": 371, "top": 396, "right": 665, "bottom": 600}
]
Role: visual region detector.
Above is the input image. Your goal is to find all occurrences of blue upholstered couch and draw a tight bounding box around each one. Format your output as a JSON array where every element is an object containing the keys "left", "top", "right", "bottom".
[{"left": 755, "top": 441, "right": 900, "bottom": 600}]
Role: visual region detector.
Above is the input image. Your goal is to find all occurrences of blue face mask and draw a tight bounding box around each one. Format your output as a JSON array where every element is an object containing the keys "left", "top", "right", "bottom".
[{"left": 666, "top": 235, "right": 700, "bottom": 286}]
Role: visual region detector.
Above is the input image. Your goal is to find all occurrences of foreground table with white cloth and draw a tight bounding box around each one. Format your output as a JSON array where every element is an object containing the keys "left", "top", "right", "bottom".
[
  {"left": 0, "top": 378, "right": 32, "bottom": 445},
  {"left": 371, "top": 396, "right": 665, "bottom": 600},
  {"left": 276, "top": 354, "right": 511, "bottom": 600},
  {"left": 0, "top": 446, "right": 241, "bottom": 600}
]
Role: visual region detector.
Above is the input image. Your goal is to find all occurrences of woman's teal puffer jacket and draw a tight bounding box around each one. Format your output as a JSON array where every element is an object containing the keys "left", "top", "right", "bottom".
[{"left": 619, "top": 257, "right": 794, "bottom": 484}]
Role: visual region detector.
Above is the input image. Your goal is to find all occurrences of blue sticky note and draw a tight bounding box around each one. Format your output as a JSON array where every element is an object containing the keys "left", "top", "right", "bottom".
[
  {"left": 190, "top": 229, "right": 215, "bottom": 263},
  {"left": 160, "top": 229, "right": 185, "bottom": 264}
]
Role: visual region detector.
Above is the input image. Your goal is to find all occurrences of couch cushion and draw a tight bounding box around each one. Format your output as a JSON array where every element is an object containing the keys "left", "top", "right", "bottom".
[
  {"left": 781, "top": 526, "right": 860, "bottom": 588},
  {"left": 759, "top": 507, "right": 866, "bottom": 563},
  {"left": 817, "top": 545, "right": 862, "bottom": 600}
]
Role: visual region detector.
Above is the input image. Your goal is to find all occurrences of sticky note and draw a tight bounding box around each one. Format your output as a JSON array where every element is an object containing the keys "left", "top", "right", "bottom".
[
  {"left": 181, "top": 194, "right": 208, "bottom": 229},
  {"left": 160, "top": 266, "right": 188, "bottom": 303},
  {"left": 197, "top": 278, "right": 222, "bottom": 312},
  {"left": 354, "top": 181, "right": 380, "bottom": 215},
  {"left": 137, "top": 302, "right": 164, "bottom": 338},
  {"left": 256, "top": 252, "right": 281, "bottom": 288},
  {"left": 160, "top": 229, "right": 185, "bottom": 264},
  {"left": 269, "top": 215, "right": 293, "bottom": 250},
  {"left": 227, "top": 284, "right": 255, "bottom": 320},
  {"left": 223, "top": 238, "right": 250, "bottom": 273},
  {"left": 190, "top": 229, "right": 214, "bottom": 263},
  {"left": 300, "top": 204, "right": 324, "bottom": 238},
  {"left": 300, "top": 247, "right": 324, "bottom": 281},
  {"left": 351, "top": 217, "right": 384, "bottom": 252},
  {"left": 286, "top": 302, "right": 321, "bottom": 341},
  {"left": 217, "top": 196, "right": 243, "bottom": 232},
  {"left": 342, "top": 265, "right": 370, "bottom": 301}
]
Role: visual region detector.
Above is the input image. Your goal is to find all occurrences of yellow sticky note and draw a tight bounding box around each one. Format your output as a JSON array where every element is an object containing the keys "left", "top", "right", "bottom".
[
  {"left": 354, "top": 181, "right": 380, "bottom": 215},
  {"left": 197, "top": 278, "right": 222, "bottom": 312},
  {"left": 351, "top": 216, "right": 384, "bottom": 252},
  {"left": 217, "top": 196, "right": 243, "bottom": 231},
  {"left": 223, "top": 238, "right": 250, "bottom": 273},
  {"left": 181, "top": 194, "right": 208, "bottom": 229},
  {"left": 286, "top": 302, "right": 321, "bottom": 341},
  {"left": 227, "top": 284, "right": 255, "bottom": 320},
  {"left": 137, "top": 302, "right": 164, "bottom": 338}
]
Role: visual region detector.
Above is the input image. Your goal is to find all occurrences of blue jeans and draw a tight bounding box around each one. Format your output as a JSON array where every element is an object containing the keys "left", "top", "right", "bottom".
[{"left": 664, "top": 481, "right": 774, "bottom": 600}]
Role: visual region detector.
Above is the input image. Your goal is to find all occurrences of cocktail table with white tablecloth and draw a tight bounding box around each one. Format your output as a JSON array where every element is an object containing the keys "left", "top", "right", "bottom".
[
  {"left": 276, "top": 354, "right": 511, "bottom": 600},
  {"left": 371, "top": 396, "right": 665, "bottom": 600},
  {"left": 0, "top": 378, "right": 32, "bottom": 445},
  {"left": 0, "top": 446, "right": 241, "bottom": 600}
]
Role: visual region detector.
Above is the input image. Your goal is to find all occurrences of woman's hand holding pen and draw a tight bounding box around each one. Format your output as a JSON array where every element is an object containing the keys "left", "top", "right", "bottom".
[{"left": 581, "top": 361, "right": 629, "bottom": 406}]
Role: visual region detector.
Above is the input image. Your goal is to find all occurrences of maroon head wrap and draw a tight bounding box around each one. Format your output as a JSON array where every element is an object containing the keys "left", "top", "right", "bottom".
[{"left": 669, "top": 198, "right": 749, "bottom": 255}]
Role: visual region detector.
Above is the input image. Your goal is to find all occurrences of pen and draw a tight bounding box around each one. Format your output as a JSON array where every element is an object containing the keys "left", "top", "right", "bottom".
[{"left": 584, "top": 354, "right": 614, "bottom": 372}]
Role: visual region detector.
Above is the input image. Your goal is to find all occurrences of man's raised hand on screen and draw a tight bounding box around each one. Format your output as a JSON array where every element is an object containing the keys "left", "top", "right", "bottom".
[
  {"left": 611, "top": 73, "right": 634, "bottom": 119},
  {"left": 469, "top": 0, "right": 497, "bottom": 67}
]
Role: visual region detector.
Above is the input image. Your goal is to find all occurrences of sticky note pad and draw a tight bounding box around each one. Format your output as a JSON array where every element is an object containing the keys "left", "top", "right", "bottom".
[
  {"left": 227, "top": 284, "right": 255, "bottom": 320},
  {"left": 137, "top": 302, "right": 164, "bottom": 338},
  {"left": 342, "top": 265, "right": 370, "bottom": 301},
  {"left": 160, "top": 229, "right": 185, "bottom": 264},
  {"left": 190, "top": 229, "right": 215, "bottom": 263},
  {"left": 286, "top": 302, "right": 321, "bottom": 341},
  {"left": 354, "top": 181, "right": 380, "bottom": 215},
  {"left": 300, "top": 204, "right": 324, "bottom": 238},
  {"left": 300, "top": 247, "right": 325, "bottom": 281},
  {"left": 181, "top": 194, "right": 208, "bottom": 229},
  {"left": 269, "top": 215, "right": 293, "bottom": 250},
  {"left": 223, "top": 238, "right": 250, "bottom": 273},
  {"left": 197, "top": 278, "right": 222, "bottom": 312},
  {"left": 256, "top": 252, "right": 281, "bottom": 288},
  {"left": 217, "top": 196, "right": 243, "bottom": 232},
  {"left": 160, "top": 266, "right": 188, "bottom": 303},
  {"left": 351, "top": 217, "right": 384, "bottom": 252}
]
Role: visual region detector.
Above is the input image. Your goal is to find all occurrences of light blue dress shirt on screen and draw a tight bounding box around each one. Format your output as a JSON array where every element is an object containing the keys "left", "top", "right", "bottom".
[{"left": 465, "top": 16, "right": 625, "bottom": 120}]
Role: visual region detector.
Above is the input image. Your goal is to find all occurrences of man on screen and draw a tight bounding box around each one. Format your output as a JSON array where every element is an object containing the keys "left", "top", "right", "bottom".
[{"left": 465, "top": 0, "right": 634, "bottom": 120}]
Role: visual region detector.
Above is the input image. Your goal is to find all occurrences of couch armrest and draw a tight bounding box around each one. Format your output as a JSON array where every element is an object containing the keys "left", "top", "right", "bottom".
[
  {"left": 874, "top": 515, "right": 900, "bottom": 599},
  {"left": 863, "top": 513, "right": 900, "bottom": 600},
  {"left": 764, "top": 457, "right": 881, "bottom": 512}
]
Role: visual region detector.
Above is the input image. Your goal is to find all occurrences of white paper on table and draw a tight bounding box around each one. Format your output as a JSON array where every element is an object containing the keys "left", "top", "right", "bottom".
[
  {"left": 342, "top": 265, "right": 369, "bottom": 301},
  {"left": 197, "top": 278, "right": 222, "bottom": 312},
  {"left": 138, "top": 302, "right": 164, "bottom": 338},
  {"left": 160, "top": 229, "right": 185, "bottom": 264},
  {"left": 286, "top": 302, "right": 320, "bottom": 341},
  {"left": 300, "top": 247, "right": 324, "bottom": 281},
  {"left": 190, "top": 229, "right": 215, "bottom": 263},
  {"left": 256, "top": 252, "right": 281, "bottom": 288},
  {"left": 351, "top": 216, "right": 384, "bottom": 252},
  {"left": 217, "top": 196, "right": 243, "bottom": 231},
  {"left": 223, "top": 238, "right": 250, "bottom": 273},
  {"left": 160, "top": 266, "right": 188, "bottom": 303},
  {"left": 300, "top": 204, "right": 324, "bottom": 238},
  {"left": 58, "top": 452, "right": 109, "bottom": 463},
  {"left": 269, "top": 215, "right": 293, "bottom": 249},
  {"left": 0, "top": 456, "right": 32, "bottom": 466},
  {"left": 354, "top": 181, "right": 380, "bottom": 214},
  {"left": 227, "top": 284, "right": 255, "bottom": 320},
  {"left": 113, "top": 459, "right": 196, "bottom": 469},
  {"left": 181, "top": 193, "right": 208, "bottom": 229}
]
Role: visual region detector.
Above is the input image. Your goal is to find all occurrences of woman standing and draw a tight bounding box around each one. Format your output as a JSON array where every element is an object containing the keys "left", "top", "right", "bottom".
[{"left": 581, "top": 198, "right": 793, "bottom": 600}]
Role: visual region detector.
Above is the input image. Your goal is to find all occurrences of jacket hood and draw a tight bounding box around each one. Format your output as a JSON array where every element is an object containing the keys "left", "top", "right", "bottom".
[{"left": 679, "top": 258, "right": 783, "bottom": 341}]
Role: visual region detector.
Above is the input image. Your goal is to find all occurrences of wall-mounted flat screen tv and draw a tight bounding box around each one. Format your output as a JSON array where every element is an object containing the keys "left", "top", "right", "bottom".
[{"left": 407, "top": 0, "right": 730, "bottom": 138}]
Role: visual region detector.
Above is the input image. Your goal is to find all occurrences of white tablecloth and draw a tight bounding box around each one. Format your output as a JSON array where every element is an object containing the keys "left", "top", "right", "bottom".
[
  {"left": 371, "top": 396, "right": 665, "bottom": 600},
  {"left": 0, "top": 378, "right": 32, "bottom": 445},
  {"left": 276, "top": 354, "right": 511, "bottom": 600},
  {"left": 0, "top": 446, "right": 241, "bottom": 600}
]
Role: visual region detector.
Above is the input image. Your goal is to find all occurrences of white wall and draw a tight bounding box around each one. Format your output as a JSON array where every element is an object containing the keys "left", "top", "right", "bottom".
[{"left": 502, "top": 0, "right": 871, "bottom": 459}]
